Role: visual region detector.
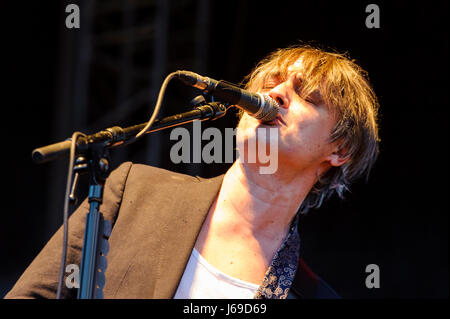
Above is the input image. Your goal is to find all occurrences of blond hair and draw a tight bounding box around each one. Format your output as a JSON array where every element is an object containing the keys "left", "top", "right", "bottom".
[{"left": 242, "top": 44, "right": 380, "bottom": 213}]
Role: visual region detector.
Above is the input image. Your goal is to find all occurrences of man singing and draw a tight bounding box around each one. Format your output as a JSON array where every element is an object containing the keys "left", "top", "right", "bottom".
[{"left": 5, "top": 44, "right": 379, "bottom": 299}]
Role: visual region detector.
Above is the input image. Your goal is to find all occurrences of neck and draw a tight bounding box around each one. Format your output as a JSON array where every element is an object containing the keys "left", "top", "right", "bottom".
[{"left": 214, "top": 158, "right": 317, "bottom": 242}]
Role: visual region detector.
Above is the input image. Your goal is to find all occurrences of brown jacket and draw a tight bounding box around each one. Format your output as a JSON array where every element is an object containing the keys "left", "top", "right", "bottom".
[{"left": 5, "top": 162, "right": 339, "bottom": 299}]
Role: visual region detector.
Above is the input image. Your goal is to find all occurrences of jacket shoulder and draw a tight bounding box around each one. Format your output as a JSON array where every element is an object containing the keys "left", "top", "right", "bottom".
[
  {"left": 127, "top": 163, "right": 202, "bottom": 183},
  {"left": 4, "top": 162, "right": 133, "bottom": 299}
]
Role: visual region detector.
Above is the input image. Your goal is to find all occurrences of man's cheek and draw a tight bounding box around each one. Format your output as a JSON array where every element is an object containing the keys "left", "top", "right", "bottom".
[{"left": 237, "top": 114, "right": 257, "bottom": 130}]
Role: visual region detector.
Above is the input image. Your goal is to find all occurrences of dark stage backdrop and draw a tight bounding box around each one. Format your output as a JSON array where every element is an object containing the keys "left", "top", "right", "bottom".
[{"left": 1, "top": 0, "right": 448, "bottom": 299}]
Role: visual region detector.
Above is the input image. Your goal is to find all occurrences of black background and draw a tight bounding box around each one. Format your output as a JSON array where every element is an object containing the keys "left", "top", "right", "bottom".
[{"left": 1, "top": 0, "right": 448, "bottom": 299}]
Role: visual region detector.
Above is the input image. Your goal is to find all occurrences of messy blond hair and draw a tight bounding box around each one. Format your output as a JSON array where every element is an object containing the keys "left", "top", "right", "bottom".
[{"left": 242, "top": 44, "right": 380, "bottom": 213}]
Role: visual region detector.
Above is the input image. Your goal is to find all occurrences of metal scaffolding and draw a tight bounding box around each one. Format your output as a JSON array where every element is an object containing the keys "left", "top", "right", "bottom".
[{"left": 46, "top": 0, "right": 211, "bottom": 233}]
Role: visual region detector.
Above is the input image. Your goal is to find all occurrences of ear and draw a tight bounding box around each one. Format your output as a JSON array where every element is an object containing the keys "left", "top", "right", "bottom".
[{"left": 327, "top": 146, "right": 350, "bottom": 168}]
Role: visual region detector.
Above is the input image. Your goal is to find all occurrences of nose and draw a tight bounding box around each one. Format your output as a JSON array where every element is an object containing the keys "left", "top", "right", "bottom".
[{"left": 268, "top": 83, "right": 289, "bottom": 110}]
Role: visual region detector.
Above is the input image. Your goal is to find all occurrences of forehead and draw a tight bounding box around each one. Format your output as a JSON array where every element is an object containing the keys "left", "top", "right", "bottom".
[
  {"left": 287, "top": 57, "right": 304, "bottom": 74},
  {"left": 266, "top": 57, "right": 305, "bottom": 81},
  {"left": 278, "top": 57, "right": 328, "bottom": 107}
]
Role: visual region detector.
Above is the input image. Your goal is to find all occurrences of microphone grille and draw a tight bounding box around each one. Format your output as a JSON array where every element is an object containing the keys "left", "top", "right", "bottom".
[{"left": 256, "top": 94, "right": 280, "bottom": 122}]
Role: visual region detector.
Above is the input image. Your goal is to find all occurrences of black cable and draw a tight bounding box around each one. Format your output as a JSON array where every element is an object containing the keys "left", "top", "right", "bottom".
[
  {"left": 56, "top": 131, "right": 86, "bottom": 299},
  {"left": 135, "top": 72, "right": 177, "bottom": 138},
  {"left": 117, "top": 72, "right": 177, "bottom": 149}
]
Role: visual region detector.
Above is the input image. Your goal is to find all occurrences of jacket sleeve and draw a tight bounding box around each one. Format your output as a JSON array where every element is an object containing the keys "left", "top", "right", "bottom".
[{"left": 4, "top": 162, "right": 133, "bottom": 299}]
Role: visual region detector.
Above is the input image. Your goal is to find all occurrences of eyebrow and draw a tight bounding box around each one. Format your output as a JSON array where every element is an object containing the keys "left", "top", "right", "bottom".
[{"left": 266, "top": 71, "right": 282, "bottom": 81}]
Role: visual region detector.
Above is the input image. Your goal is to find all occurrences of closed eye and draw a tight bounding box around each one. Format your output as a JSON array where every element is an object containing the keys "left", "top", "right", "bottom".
[
  {"left": 262, "top": 85, "right": 276, "bottom": 91},
  {"left": 262, "top": 74, "right": 282, "bottom": 91},
  {"left": 304, "top": 95, "right": 317, "bottom": 105},
  {"left": 304, "top": 91, "right": 324, "bottom": 106}
]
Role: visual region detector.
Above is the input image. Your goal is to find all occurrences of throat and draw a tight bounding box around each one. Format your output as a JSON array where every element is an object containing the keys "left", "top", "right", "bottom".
[
  {"left": 193, "top": 202, "right": 288, "bottom": 286},
  {"left": 194, "top": 230, "right": 269, "bottom": 286}
]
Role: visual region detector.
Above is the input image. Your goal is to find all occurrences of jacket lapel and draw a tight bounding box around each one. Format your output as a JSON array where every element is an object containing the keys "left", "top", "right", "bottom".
[
  {"left": 153, "top": 174, "right": 224, "bottom": 298},
  {"left": 104, "top": 164, "right": 224, "bottom": 298}
]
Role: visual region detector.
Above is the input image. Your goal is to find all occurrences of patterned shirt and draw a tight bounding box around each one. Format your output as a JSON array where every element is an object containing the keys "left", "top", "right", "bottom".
[{"left": 254, "top": 214, "right": 301, "bottom": 299}]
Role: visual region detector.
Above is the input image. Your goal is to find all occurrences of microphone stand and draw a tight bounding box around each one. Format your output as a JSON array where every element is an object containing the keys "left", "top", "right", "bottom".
[
  {"left": 33, "top": 101, "right": 227, "bottom": 299},
  {"left": 33, "top": 102, "right": 227, "bottom": 164},
  {"left": 77, "top": 141, "right": 111, "bottom": 299}
]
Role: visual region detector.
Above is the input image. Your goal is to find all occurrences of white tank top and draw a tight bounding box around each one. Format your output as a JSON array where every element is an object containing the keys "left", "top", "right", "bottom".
[{"left": 173, "top": 248, "right": 259, "bottom": 299}]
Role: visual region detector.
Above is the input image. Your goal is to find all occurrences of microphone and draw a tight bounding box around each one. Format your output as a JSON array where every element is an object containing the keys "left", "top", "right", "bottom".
[{"left": 175, "top": 70, "right": 279, "bottom": 122}]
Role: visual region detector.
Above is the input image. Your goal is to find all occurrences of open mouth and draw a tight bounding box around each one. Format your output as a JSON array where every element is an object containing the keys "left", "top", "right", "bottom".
[{"left": 260, "top": 114, "right": 287, "bottom": 127}]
